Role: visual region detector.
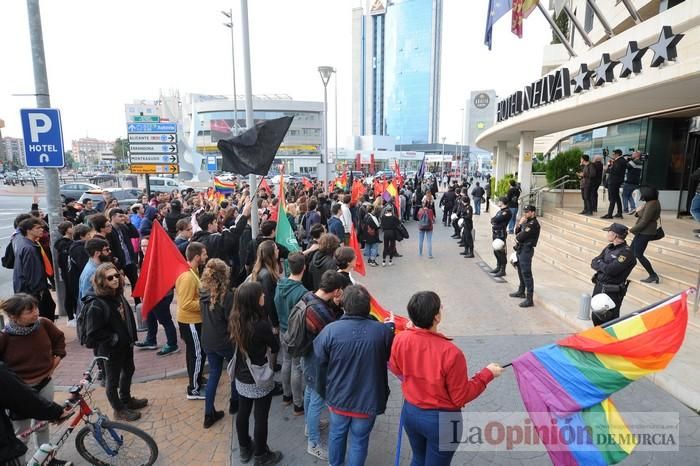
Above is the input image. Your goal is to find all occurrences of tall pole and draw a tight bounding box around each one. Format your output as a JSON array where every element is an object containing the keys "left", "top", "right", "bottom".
[
  {"left": 240, "top": 0, "right": 258, "bottom": 236},
  {"left": 222, "top": 9, "right": 239, "bottom": 134},
  {"left": 26, "top": 0, "right": 64, "bottom": 317},
  {"left": 334, "top": 70, "right": 338, "bottom": 174},
  {"left": 323, "top": 85, "right": 329, "bottom": 192}
]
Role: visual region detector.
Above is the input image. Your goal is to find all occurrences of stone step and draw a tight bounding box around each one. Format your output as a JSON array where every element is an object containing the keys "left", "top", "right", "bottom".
[
  {"left": 541, "top": 212, "right": 700, "bottom": 268},
  {"left": 539, "top": 224, "right": 697, "bottom": 291},
  {"left": 551, "top": 209, "right": 700, "bottom": 257}
]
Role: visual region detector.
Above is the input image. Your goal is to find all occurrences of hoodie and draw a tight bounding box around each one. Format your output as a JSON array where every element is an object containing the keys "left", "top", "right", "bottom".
[
  {"left": 273, "top": 278, "right": 308, "bottom": 332},
  {"left": 139, "top": 206, "right": 158, "bottom": 237},
  {"left": 309, "top": 250, "right": 337, "bottom": 292}
]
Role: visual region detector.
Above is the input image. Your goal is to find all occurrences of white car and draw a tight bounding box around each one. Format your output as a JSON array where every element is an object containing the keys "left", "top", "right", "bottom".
[{"left": 149, "top": 177, "right": 191, "bottom": 193}]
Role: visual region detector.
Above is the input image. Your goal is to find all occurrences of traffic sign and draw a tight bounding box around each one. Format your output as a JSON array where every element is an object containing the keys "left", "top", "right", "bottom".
[
  {"left": 20, "top": 108, "right": 65, "bottom": 168},
  {"left": 128, "top": 143, "right": 177, "bottom": 154},
  {"left": 207, "top": 156, "right": 217, "bottom": 171},
  {"left": 128, "top": 133, "right": 177, "bottom": 144},
  {"left": 130, "top": 164, "right": 179, "bottom": 174},
  {"left": 132, "top": 115, "right": 160, "bottom": 123},
  {"left": 126, "top": 122, "right": 177, "bottom": 133},
  {"left": 129, "top": 153, "right": 179, "bottom": 164}
]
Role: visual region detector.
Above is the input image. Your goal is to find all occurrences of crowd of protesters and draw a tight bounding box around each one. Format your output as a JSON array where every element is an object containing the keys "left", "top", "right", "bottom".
[{"left": 0, "top": 174, "right": 508, "bottom": 466}]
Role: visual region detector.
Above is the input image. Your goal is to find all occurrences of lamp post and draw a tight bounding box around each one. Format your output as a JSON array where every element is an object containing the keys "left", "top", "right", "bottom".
[
  {"left": 221, "top": 9, "right": 239, "bottom": 134},
  {"left": 318, "top": 66, "right": 335, "bottom": 192}
]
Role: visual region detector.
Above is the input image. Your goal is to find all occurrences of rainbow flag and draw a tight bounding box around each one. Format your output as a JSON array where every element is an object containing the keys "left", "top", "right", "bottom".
[
  {"left": 369, "top": 295, "right": 409, "bottom": 333},
  {"left": 214, "top": 176, "right": 236, "bottom": 193},
  {"left": 512, "top": 292, "right": 689, "bottom": 466}
]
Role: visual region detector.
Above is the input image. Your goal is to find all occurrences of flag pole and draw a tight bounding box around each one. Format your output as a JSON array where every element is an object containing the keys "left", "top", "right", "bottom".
[
  {"left": 536, "top": 2, "right": 576, "bottom": 58},
  {"left": 240, "top": 0, "right": 259, "bottom": 237}
]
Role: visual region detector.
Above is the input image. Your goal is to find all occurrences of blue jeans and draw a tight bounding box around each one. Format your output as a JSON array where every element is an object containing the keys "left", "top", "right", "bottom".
[
  {"left": 402, "top": 401, "right": 459, "bottom": 466},
  {"left": 474, "top": 198, "right": 481, "bottom": 215},
  {"left": 418, "top": 230, "right": 433, "bottom": 257},
  {"left": 508, "top": 207, "right": 518, "bottom": 232},
  {"left": 364, "top": 242, "right": 379, "bottom": 261},
  {"left": 145, "top": 294, "right": 177, "bottom": 347},
  {"left": 304, "top": 386, "right": 326, "bottom": 446},
  {"left": 204, "top": 348, "right": 239, "bottom": 415},
  {"left": 691, "top": 192, "right": 700, "bottom": 222},
  {"left": 328, "top": 411, "right": 376, "bottom": 466},
  {"left": 622, "top": 184, "right": 637, "bottom": 212}
]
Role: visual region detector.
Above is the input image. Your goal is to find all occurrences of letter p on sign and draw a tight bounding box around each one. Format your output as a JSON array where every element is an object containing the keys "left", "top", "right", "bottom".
[{"left": 20, "top": 108, "right": 65, "bottom": 168}]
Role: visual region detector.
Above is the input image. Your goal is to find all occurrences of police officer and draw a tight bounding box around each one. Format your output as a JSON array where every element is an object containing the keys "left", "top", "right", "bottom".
[
  {"left": 490, "top": 197, "right": 512, "bottom": 277},
  {"left": 509, "top": 205, "right": 540, "bottom": 307},
  {"left": 459, "top": 196, "right": 474, "bottom": 258},
  {"left": 590, "top": 223, "right": 637, "bottom": 325}
]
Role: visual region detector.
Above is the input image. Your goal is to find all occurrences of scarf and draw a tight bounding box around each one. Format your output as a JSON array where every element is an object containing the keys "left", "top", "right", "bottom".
[{"left": 4, "top": 319, "right": 41, "bottom": 336}]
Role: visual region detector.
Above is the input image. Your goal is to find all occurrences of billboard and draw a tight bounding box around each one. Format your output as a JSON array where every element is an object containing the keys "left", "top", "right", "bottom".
[{"left": 465, "top": 90, "right": 497, "bottom": 147}]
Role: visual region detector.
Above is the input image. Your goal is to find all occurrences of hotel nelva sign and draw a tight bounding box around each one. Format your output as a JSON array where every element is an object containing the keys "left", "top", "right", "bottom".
[{"left": 496, "top": 26, "right": 684, "bottom": 122}]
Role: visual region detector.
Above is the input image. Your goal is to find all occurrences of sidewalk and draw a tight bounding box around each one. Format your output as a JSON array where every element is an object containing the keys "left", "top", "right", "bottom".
[{"left": 470, "top": 204, "right": 700, "bottom": 412}]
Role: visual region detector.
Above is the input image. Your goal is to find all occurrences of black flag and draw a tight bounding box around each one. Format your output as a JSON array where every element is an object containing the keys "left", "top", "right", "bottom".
[{"left": 218, "top": 116, "right": 294, "bottom": 175}]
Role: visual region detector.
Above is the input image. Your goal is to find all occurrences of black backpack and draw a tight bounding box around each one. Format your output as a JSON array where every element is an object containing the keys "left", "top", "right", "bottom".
[
  {"left": 76, "top": 297, "right": 104, "bottom": 349},
  {"left": 283, "top": 295, "right": 315, "bottom": 357},
  {"left": 1, "top": 240, "right": 14, "bottom": 269}
]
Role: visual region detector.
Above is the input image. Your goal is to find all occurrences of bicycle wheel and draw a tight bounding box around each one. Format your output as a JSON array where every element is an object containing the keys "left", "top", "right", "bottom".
[{"left": 75, "top": 420, "right": 158, "bottom": 466}]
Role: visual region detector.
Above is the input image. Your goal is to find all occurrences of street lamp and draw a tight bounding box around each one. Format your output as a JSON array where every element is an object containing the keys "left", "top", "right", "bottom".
[
  {"left": 221, "top": 9, "right": 240, "bottom": 135},
  {"left": 318, "top": 66, "right": 335, "bottom": 191}
]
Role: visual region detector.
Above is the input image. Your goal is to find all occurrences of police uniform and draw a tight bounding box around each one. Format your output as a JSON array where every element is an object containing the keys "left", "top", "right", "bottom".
[
  {"left": 590, "top": 223, "right": 637, "bottom": 325},
  {"left": 459, "top": 200, "right": 474, "bottom": 258},
  {"left": 490, "top": 202, "right": 512, "bottom": 276},
  {"left": 511, "top": 206, "right": 540, "bottom": 306}
]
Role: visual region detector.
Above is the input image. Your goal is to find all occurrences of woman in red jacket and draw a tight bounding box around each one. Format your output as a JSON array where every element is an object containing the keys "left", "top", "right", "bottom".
[{"left": 389, "top": 291, "right": 503, "bottom": 466}]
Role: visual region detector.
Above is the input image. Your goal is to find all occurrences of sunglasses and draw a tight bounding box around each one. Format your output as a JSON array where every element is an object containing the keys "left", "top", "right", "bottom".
[{"left": 105, "top": 274, "right": 120, "bottom": 281}]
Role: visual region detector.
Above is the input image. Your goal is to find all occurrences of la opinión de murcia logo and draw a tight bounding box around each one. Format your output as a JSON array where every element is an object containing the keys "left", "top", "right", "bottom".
[{"left": 497, "top": 26, "right": 684, "bottom": 122}]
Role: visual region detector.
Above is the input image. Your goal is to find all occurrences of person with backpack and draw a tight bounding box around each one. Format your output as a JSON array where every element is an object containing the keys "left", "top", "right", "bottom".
[
  {"left": 286, "top": 270, "right": 346, "bottom": 461},
  {"left": 78, "top": 238, "right": 112, "bottom": 301},
  {"left": 54, "top": 221, "right": 76, "bottom": 325},
  {"left": 0, "top": 293, "right": 66, "bottom": 453},
  {"left": 380, "top": 206, "right": 401, "bottom": 267},
  {"left": 362, "top": 207, "right": 381, "bottom": 267},
  {"left": 412, "top": 199, "right": 433, "bottom": 259},
  {"left": 273, "top": 253, "right": 308, "bottom": 417},
  {"left": 83, "top": 263, "right": 147, "bottom": 422},
  {"left": 229, "top": 281, "right": 283, "bottom": 465},
  {"left": 12, "top": 218, "right": 55, "bottom": 321},
  {"left": 66, "top": 224, "right": 92, "bottom": 320}
]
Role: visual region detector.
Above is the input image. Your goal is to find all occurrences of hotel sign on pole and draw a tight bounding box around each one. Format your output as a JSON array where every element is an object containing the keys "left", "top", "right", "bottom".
[{"left": 496, "top": 26, "right": 684, "bottom": 122}]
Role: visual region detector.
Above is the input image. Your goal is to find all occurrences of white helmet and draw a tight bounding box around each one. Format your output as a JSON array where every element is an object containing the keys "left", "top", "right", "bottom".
[
  {"left": 509, "top": 251, "right": 518, "bottom": 264},
  {"left": 451, "top": 213, "right": 458, "bottom": 221},
  {"left": 591, "top": 293, "right": 616, "bottom": 312},
  {"left": 458, "top": 218, "right": 464, "bottom": 228},
  {"left": 492, "top": 239, "right": 505, "bottom": 251}
]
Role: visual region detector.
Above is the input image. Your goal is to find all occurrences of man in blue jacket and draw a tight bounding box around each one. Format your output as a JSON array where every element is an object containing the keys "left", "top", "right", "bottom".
[
  {"left": 327, "top": 204, "right": 346, "bottom": 242},
  {"left": 314, "top": 284, "right": 394, "bottom": 466}
]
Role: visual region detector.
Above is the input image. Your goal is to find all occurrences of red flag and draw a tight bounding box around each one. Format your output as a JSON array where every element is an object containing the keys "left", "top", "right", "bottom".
[
  {"left": 511, "top": 0, "right": 537, "bottom": 38},
  {"left": 302, "top": 177, "right": 313, "bottom": 190},
  {"left": 369, "top": 295, "right": 409, "bottom": 332},
  {"left": 349, "top": 224, "right": 366, "bottom": 276},
  {"left": 373, "top": 179, "right": 382, "bottom": 197},
  {"left": 339, "top": 171, "right": 348, "bottom": 189},
  {"left": 260, "top": 178, "right": 272, "bottom": 194},
  {"left": 133, "top": 222, "right": 191, "bottom": 318}
]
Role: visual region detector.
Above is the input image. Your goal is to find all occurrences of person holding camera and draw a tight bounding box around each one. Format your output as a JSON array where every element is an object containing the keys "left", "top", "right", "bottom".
[
  {"left": 622, "top": 151, "right": 643, "bottom": 214},
  {"left": 601, "top": 149, "right": 628, "bottom": 219}
]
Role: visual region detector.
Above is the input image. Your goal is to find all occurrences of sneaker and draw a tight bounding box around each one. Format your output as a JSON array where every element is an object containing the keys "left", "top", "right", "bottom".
[
  {"left": 203, "top": 410, "right": 225, "bottom": 429},
  {"left": 388, "top": 260, "right": 393, "bottom": 266},
  {"left": 114, "top": 408, "right": 141, "bottom": 422},
  {"left": 66, "top": 319, "right": 76, "bottom": 328},
  {"left": 306, "top": 443, "right": 328, "bottom": 461},
  {"left": 240, "top": 441, "right": 254, "bottom": 464},
  {"left": 124, "top": 397, "right": 148, "bottom": 410},
  {"left": 135, "top": 341, "right": 158, "bottom": 350},
  {"left": 156, "top": 344, "right": 180, "bottom": 356},
  {"left": 293, "top": 404, "right": 304, "bottom": 416},
  {"left": 381, "top": 261, "right": 386, "bottom": 267},
  {"left": 186, "top": 390, "right": 205, "bottom": 400},
  {"left": 254, "top": 449, "right": 283, "bottom": 466}
]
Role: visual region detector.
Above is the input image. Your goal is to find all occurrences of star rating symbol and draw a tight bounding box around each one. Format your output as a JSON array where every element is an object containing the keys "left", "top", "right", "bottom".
[
  {"left": 618, "top": 41, "right": 647, "bottom": 78},
  {"left": 648, "top": 26, "right": 684, "bottom": 67},
  {"left": 571, "top": 63, "right": 593, "bottom": 93},
  {"left": 593, "top": 53, "right": 618, "bottom": 86}
]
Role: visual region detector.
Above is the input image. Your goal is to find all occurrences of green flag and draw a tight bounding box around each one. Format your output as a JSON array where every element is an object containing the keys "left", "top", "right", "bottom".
[{"left": 275, "top": 178, "right": 300, "bottom": 253}]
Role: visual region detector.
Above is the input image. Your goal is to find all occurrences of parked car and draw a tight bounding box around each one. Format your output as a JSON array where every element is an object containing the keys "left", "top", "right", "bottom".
[
  {"left": 79, "top": 188, "right": 142, "bottom": 211},
  {"left": 373, "top": 171, "right": 394, "bottom": 181},
  {"left": 148, "top": 177, "right": 191, "bottom": 193},
  {"left": 60, "top": 182, "right": 101, "bottom": 202}
]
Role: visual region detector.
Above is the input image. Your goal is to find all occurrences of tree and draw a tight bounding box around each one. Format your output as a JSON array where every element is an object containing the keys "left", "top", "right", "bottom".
[
  {"left": 64, "top": 150, "right": 76, "bottom": 169},
  {"left": 113, "top": 138, "right": 128, "bottom": 163},
  {"left": 545, "top": 148, "right": 582, "bottom": 188},
  {"left": 551, "top": 11, "right": 569, "bottom": 45}
]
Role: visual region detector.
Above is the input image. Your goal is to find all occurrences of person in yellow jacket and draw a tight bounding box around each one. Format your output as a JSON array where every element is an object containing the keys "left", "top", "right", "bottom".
[{"left": 176, "top": 241, "right": 209, "bottom": 400}]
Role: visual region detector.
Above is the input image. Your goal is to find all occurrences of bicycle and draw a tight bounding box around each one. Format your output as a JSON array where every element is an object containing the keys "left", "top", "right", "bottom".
[{"left": 19, "top": 356, "right": 159, "bottom": 466}]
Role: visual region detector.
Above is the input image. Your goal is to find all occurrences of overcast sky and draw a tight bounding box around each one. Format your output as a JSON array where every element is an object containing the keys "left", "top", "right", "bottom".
[{"left": 0, "top": 0, "right": 550, "bottom": 148}]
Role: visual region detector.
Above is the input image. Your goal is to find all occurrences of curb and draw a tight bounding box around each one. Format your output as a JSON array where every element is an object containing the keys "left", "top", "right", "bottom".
[{"left": 55, "top": 367, "right": 189, "bottom": 392}]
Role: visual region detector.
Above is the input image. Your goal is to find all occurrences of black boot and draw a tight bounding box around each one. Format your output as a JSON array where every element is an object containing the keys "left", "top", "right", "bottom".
[
  {"left": 519, "top": 294, "right": 534, "bottom": 307},
  {"left": 254, "top": 449, "right": 283, "bottom": 466},
  {"left": 464, "top": 247, "right": 474, "bottom": 258},
  {"left": 493, "top": 266, "right": 506, "bottom": 278},
  {"left": 488, "top": 265, "right": 500, "bottom": 273},
  {"left": 509, "top": 289, "right": 525, "bottom": 298}
]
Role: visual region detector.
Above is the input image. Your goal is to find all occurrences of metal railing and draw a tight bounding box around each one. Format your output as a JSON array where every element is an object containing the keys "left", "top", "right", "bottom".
[{"left": 521, "top": 175, "right": 572, "bottom": 215}]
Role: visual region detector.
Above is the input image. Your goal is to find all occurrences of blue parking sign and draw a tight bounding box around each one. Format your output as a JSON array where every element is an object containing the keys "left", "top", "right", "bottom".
[{"left": 20, "top": 108, "right": 65, "bottom": 168}]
